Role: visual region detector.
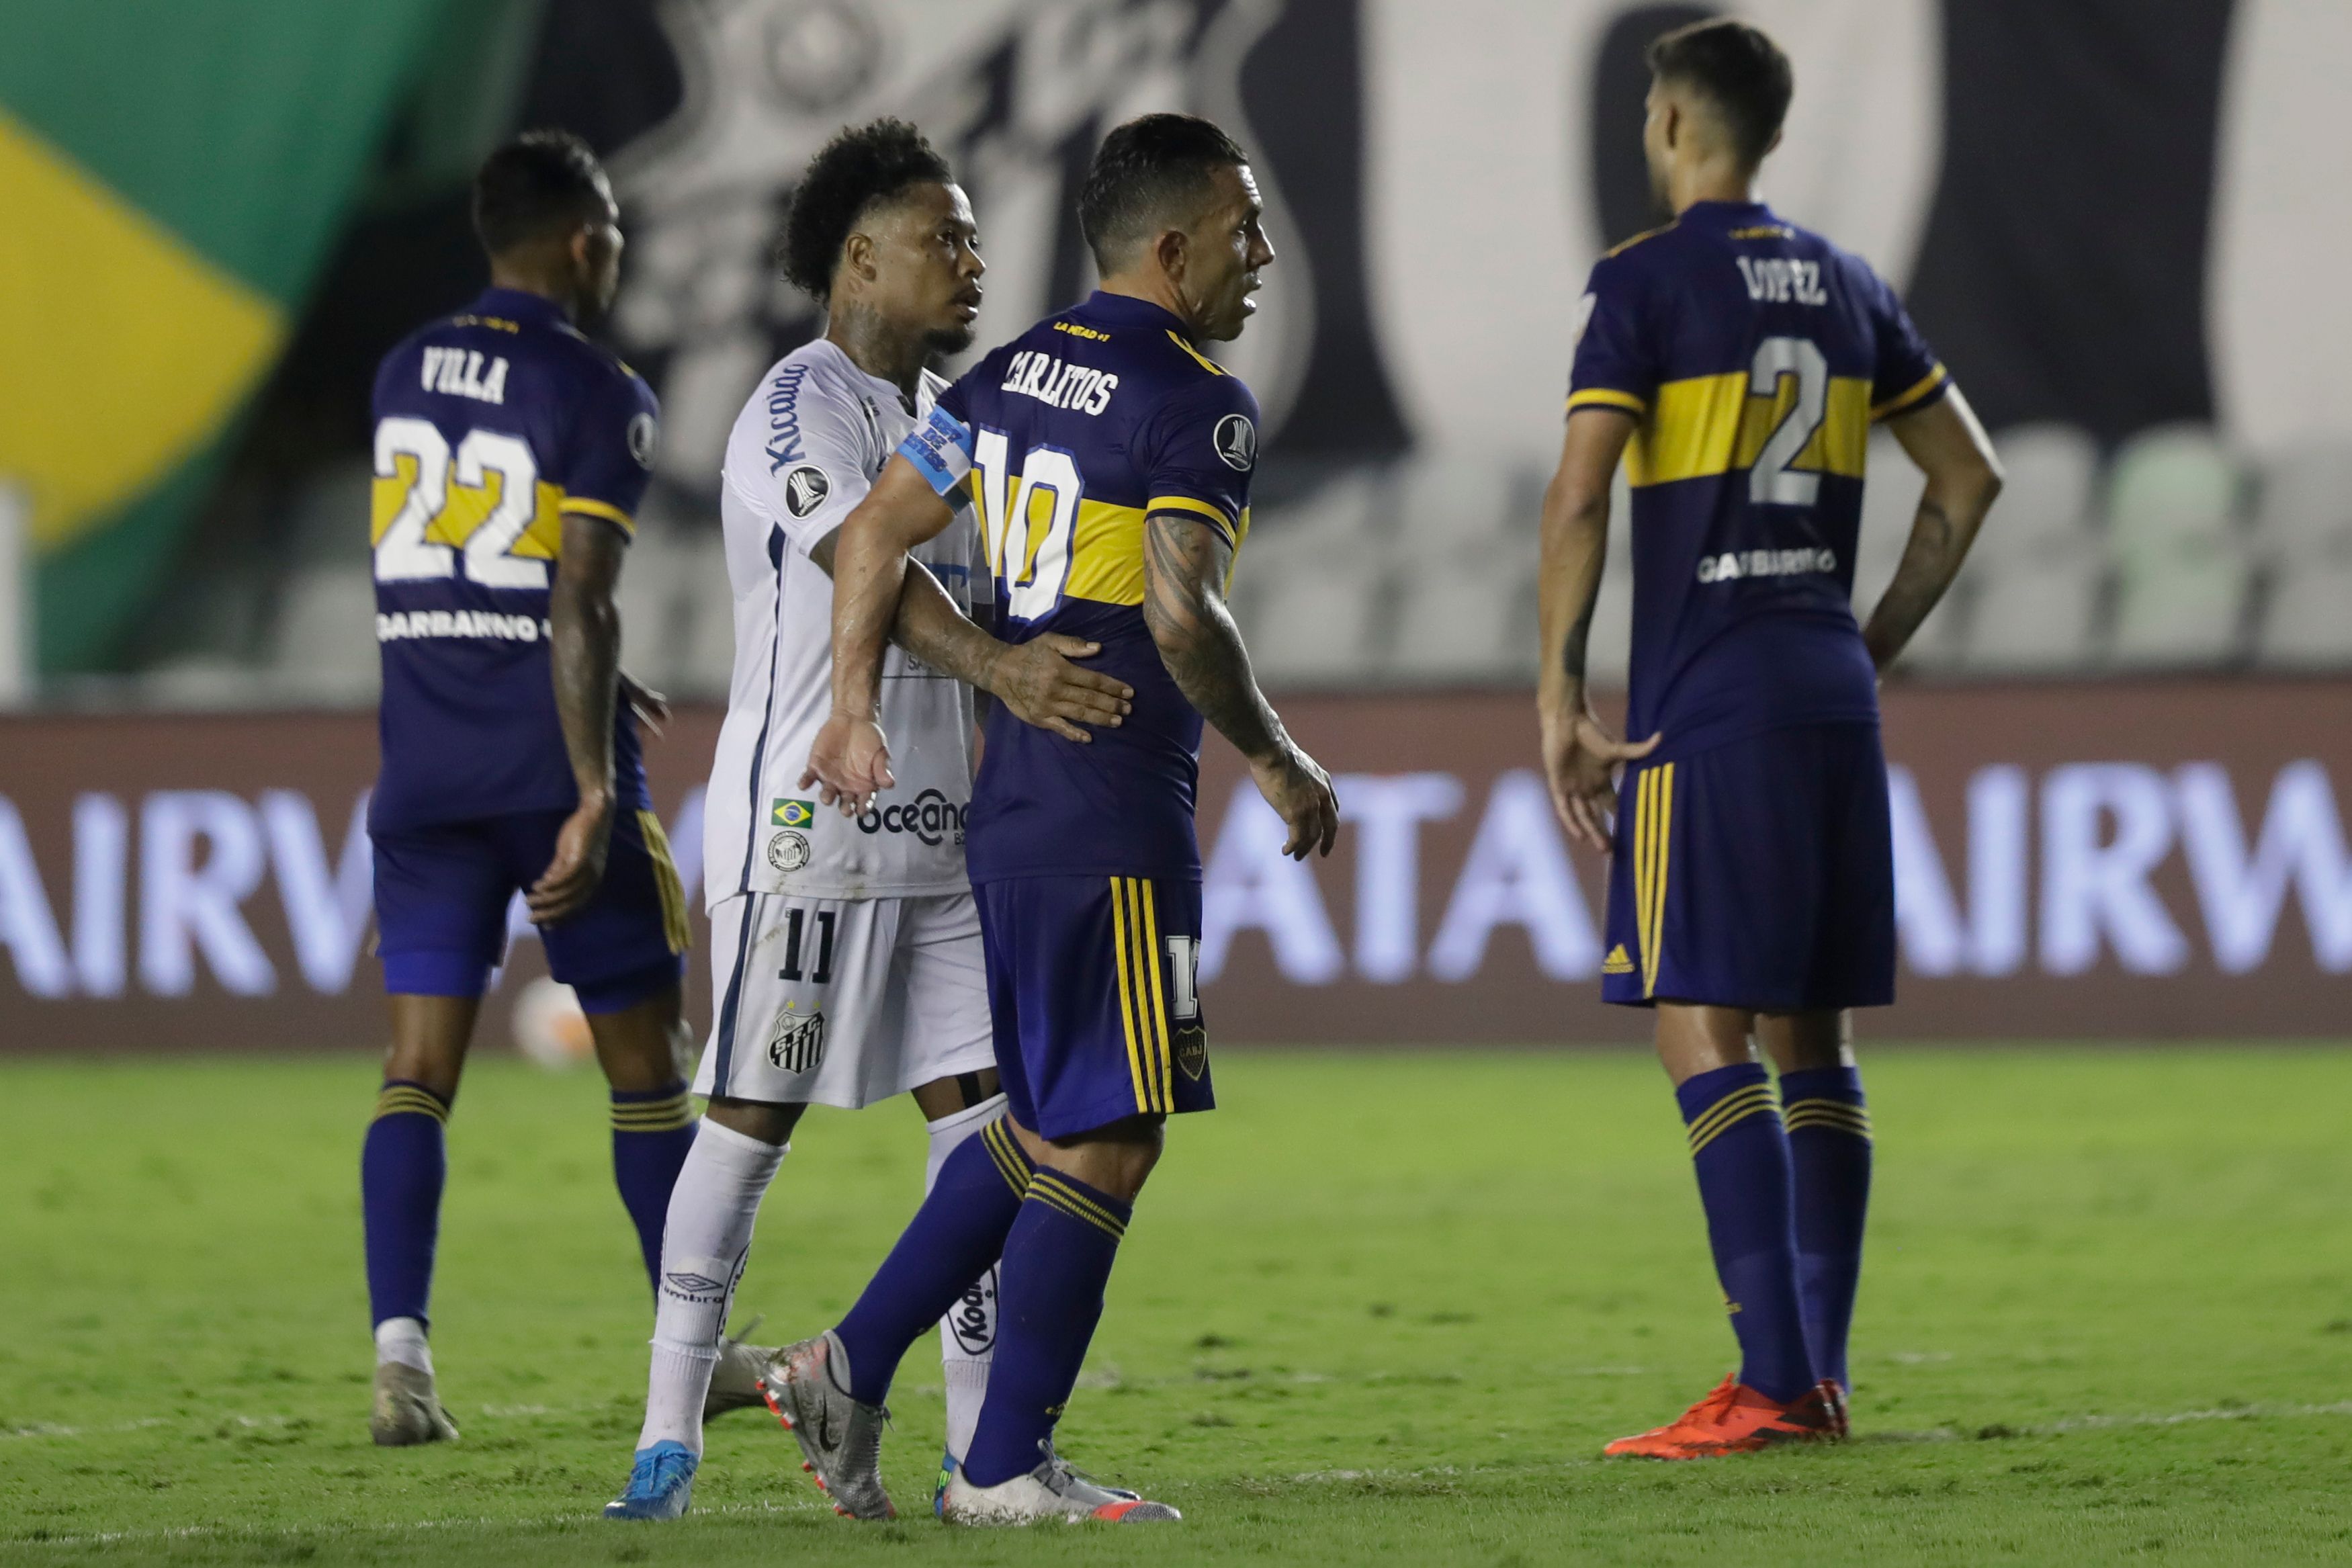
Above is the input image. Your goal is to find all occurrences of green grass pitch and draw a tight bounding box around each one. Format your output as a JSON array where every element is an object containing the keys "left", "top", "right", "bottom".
[{"left": 4, "top": 1047, "right": 2350, "bottom": 1565}]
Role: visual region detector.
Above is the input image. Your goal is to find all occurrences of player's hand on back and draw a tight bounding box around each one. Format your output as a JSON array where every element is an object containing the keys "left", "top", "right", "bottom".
[
  {"left": 1250, "top": 741, "right": 1340, "bottom": 861},
  {"left": 802, "top": 712, "right": 895, "bottom": 816},
  {"left": 1540, "top": 705, "right": 1660, "bottom": 854},
  {"left": 987, "top": 635, "right": 1133, "bottom": 744},
  {"left": 527, "top": 791, "right": 616, "bottom": 924}
]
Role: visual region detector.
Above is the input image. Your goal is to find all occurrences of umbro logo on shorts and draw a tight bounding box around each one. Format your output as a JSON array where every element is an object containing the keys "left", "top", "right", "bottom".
[{"left": 768, "top": 1006, "right": 828, "bottom": 1074}]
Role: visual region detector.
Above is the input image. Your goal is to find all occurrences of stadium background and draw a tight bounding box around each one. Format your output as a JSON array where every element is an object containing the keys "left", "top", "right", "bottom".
[
  {"left": 7, "top": 3, "right": 2352, "bottom": 1561},
  {"left": 5, "top": 0, "right": 2349, "bottom": 1050}
]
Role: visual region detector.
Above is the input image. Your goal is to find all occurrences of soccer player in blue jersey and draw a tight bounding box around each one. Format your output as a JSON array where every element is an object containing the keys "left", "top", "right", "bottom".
[
  {"left": 361, "top": 131, "right": 707, "bottom": 1445},
  {"left": 1536, "top": 21, "right": 2003, "bottom": 1458},
  {"left": 766, "top": 114, "right": 1338, "bottom": 1525}
]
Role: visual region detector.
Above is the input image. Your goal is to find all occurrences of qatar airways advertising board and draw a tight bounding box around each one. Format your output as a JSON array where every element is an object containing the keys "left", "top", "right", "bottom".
[{"left": 0, "top": 682, "right": 2347, "bottom": 1051}]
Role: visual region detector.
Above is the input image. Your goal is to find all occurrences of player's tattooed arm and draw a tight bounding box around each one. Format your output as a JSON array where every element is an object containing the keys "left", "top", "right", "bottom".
[
  {"left": 529, "top": 513, "right": 627, "bottom": 922},
  {"left": 1867, "top": 385, "right": 2004, "bottom": 671},
  {"left": 1142, "top": 513, "right": 1338, "bottom": 859},
  {"left": 1538, "top": 407, "right": 1658, "bottom": 852},
  {"left": 810, "top": 528, "right": 1131, "bottom": 743}
]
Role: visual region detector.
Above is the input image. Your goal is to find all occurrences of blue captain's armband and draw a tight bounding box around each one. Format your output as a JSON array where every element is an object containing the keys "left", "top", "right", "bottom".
[{"left": 899, "top": 404, "right": 975, "bottom": 496}]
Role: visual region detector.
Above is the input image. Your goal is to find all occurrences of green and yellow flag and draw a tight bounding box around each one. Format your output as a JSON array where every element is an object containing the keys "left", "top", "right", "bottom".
[{"left": 0, "top": 0, "right": 448, "bottom": 671}]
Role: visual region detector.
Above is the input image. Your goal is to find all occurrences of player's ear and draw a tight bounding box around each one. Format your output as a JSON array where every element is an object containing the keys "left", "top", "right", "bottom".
[
  {"left": 840, "top": 230, "right": 876, "bottom": 290},
  {"left": 1153, "top": 225, "right": 1187, "bottom": 284}
]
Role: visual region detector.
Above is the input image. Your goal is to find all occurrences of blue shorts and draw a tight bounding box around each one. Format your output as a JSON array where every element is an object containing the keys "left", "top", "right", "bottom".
[
  {"left": 1602, "top": 724, "right": 1894, "bottom": 1013},
  {"left": 976, "top": 875, "right": 1214, "bottom": 1140},
  {"left": 372, "top": 808, "right": 689, "bottom": 1013}
]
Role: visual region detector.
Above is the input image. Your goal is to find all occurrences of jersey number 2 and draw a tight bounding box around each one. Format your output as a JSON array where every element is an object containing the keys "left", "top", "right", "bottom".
[
  {"left": 1748, "top": 337, "right": 1827, "bottom": 507},
  {"left": 374, "top": 417, "right": 549, "bottom": 589},
  {"left": 972, "top": 428, "right": 1080, "bottom": 621}
]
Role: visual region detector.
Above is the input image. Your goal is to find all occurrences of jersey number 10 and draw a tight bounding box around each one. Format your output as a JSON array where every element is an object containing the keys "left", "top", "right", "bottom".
[
  {"left": 971, "top": 427, "right": 1080, "bottom": 622},
  {"left": 372, "top": 417, "right": 552, "bottom": 589}
]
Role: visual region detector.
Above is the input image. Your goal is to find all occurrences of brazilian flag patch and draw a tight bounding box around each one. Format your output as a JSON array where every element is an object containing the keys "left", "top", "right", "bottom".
[{"left": 772, "top": 798, "right": 816, "bottom": 828}]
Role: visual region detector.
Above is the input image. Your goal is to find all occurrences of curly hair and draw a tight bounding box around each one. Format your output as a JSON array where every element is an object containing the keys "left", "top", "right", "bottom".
[{"left": 779, "top": 119, "right": 955, "bottom": 302}]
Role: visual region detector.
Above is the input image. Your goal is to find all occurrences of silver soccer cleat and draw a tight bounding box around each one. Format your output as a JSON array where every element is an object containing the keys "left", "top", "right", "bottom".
[
  {"left": 939, "top": 1442, "right": 1178, "bottom": 1526},
  {"left": 760, "top": 1330, "right": 896, "bottom": 1520},
  {"left": 369, "top": 1361, "right": 460, "bottom": 1446},
  {"left": 702, "top": 1321, "right": 782, "bottom": 1419}
]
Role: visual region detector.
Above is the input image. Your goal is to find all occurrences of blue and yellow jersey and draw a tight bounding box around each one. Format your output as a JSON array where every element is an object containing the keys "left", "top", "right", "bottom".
[
  {"left": 367, "top": 286, "right": 660, "bottom": 832},
  {"left": 900, "top": 290, "right": 1259, "bottom": 882},
  {"left": 1569, "top": 200, "right": 1948, "bottom": 759}
]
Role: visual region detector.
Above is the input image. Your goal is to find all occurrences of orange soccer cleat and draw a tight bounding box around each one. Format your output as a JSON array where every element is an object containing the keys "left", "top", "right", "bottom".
[{"left": 1603, "top": 1375, "right": 1846, "bottom": 1459}]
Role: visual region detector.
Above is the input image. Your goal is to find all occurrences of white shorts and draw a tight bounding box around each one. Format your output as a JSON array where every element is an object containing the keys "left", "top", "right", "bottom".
[{"left": 693, "top": 891, "right": 996, "bottom": 1110}]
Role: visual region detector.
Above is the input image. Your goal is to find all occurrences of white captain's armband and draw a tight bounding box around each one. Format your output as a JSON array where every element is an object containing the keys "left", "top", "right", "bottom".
[{"left": 898, "top": 404, "right": 975, "bottom": 498}]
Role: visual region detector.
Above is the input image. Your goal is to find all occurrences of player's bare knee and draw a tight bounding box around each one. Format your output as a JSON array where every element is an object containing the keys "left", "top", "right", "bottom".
[
  {"left": 383, "top": 994, "right": 478, "bottom": 1098},
  {"left": 1757, "top": 1009, "right": 1852, "bottom": 1074},
  {"left": 706, "top": 1096, "right": 803, "bottom": 1146},
  {"left": 1026, "top": 1113, "right": 1164, "bottom": 1201},
  {"left": 584, "top": 986, "right": 692, "bottom": 1092}
]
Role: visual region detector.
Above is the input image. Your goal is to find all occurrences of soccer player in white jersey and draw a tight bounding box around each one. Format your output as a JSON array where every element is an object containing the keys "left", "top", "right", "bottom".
[{"left": 607, "top": 121, "right": 1132, "bottom": 1522}]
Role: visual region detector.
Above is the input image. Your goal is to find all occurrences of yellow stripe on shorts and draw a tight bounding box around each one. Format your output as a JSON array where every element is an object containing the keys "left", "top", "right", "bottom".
[
  {"left": 1109, "top": 878, "right": 1156, "bottom": 1113},
  {"left": 638, "top": 810, "right": 692, "bottom": 955},
  {"left": 1137, "top": 879, "right": 1175, "bottom": 1108},
  {"left": 1633, "top": 763, "right": 1675, "bottom": 998}
]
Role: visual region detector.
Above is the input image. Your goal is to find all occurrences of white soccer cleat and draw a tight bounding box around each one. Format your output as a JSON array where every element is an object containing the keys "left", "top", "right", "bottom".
[
  {"left": 939, "top": 1444, "right": 1178, "bottom": 1526},
  {"left": 369, "top": 1361, "right": 460, "bottom": 1446}
]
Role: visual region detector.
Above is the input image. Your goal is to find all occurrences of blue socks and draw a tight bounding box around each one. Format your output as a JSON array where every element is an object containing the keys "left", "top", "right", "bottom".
[
  {"left": 362, "top": 1080, "right": 450, "bottom": 1327},
  {"left": 833, "top": 1116, "right": 1035, "bottom": 1407},
  {"left": 961, "top": 1169, "right": 1133, "bottom": 1487},
  {"left": 1675, "top": 1063, "right": 1814, "bottom": 1403},
  {"left": 1781, "top": 1065, "right": 1872, "bottom": 1391},
  {"left": 611, "top": 1083, "right": 698, "bottom": 1292}
]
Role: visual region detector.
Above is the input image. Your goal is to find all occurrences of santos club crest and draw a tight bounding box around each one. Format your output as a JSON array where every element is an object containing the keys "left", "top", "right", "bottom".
[{"left": 767, "top": 1005, "right": 827, "bottom": 1074}]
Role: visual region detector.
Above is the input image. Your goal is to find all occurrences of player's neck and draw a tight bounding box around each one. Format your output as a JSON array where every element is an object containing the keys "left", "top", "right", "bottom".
[
  {"left": 486, "top": 261, "right": 582, "bottom": 322},
  {"left": 824, "top": 302, "right": 927, "bottom": 400},
  {"left": 1667, "top": 161, "right": 1759, "bottom": 216},
  {"left": 1098, "top": 273, "right": 1201, "bottom": 338}
]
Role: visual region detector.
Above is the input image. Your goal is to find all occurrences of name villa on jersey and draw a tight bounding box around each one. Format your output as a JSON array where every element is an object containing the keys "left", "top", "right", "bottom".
[
  {"left": 1000, "top": 349, "right": 1118, "bottom": 415},
  {"left": 419, "top": 346, "right": 511, "bottom": 404}
]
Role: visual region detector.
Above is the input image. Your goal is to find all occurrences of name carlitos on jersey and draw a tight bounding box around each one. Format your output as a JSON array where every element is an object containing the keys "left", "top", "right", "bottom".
[
  {"left": 1000, "top": 349, "right": 1118, "bottom": 415},
  {"left": 420, "top": 346, "right": 510, "bottom": 404}
]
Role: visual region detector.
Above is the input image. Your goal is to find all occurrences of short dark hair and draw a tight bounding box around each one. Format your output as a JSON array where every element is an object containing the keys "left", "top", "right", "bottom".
[
  {"left": 472, "top": 129, "right": 611, "bottom": 255},
  {"left": 1077, "top": 113, "right": 1248, "bottom": 273},
  {"left": 1646, "top": 19, "right": 1792, "bottom": 169},
  {"left": 779, "top": 119, "right": 954, "bottom": 302}
]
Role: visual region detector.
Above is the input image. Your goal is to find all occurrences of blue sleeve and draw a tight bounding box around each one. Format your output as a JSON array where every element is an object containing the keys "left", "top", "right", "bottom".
[
  {"left": 1861, "top": 264, "right": 1948, "bottom": 421},
  {"left": 1134, "top": 373, "right": 1259, "bottom": 546},
  {"left": 558, "top": 359, "right": 658, "bottom": 535},
  {"left": 1565, "top": 252, "right": 1658, "bottom": 418}
]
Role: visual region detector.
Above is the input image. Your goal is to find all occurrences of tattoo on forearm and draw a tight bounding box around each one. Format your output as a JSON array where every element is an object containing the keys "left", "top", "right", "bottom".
[
  {"left": 1143, "top": 515, "right": 1282, "bottom": 760},
  {"left": 550, "top": 576, "right": 619, "bottom": 797}
]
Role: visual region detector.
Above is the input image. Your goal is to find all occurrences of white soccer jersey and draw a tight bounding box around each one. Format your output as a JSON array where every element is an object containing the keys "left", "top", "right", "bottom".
[{"left": 703, "top": 339, "right": 986, "bottom": 906}]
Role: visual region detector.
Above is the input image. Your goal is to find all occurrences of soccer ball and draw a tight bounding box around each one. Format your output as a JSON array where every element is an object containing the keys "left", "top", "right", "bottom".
[{"left": 511, "top": 975, "right": 593, "bottom": 1070}]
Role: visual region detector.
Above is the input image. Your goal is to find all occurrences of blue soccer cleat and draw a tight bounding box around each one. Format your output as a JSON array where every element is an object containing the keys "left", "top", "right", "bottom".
[{"left": 605, "top": 1440, "right": 697, "bottom": 1520}]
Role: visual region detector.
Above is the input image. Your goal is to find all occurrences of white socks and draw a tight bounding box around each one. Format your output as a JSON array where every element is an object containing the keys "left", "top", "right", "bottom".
[
  {"left": 374, "top": 1315, "right": 431, "bottom": 1375},
  {"left": 928, "top": 1093, "right": 1006, "bottom": 1463},
  {"left": 635, "top": 1119, "right": 787, "bottom": 1455}
]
